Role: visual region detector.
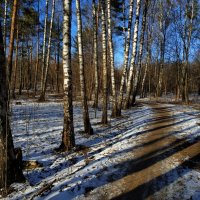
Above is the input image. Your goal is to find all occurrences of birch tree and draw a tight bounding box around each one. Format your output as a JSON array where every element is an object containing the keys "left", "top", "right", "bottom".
[
  {"left": 117, "top": 0, "right": 134, "bottom": 116},
  {"left": 155, "top": 0, "right": 171, "bottom": 98},
  {"left": 39, "top": 0, "right": 55, "bottom": 101},
  {"left": 131, "top": 0, "right": 149, "bottom": 105},
  {"left": 76, "top": 0, "right": 93, "bottom": 135},
  {"left": 40, "top": 0, "right": 49, "bottom": 99},
  {"left": 181, "top": 0, "right": 196, "bottom": 103},
  {"left": 100, "top": 0, "right": 108, "bottom": 124},
  {"left": 107, "top": 0, "right": 118, "bottom": 117},
  {"left": 0, "top": 22, "right": 25, "bottom": 189},
  {"left": 59, "top": 0, "right": 75, "bottom": 151},
  {"left": 124, "top": 0, "right": 141, "bottom": 109}
]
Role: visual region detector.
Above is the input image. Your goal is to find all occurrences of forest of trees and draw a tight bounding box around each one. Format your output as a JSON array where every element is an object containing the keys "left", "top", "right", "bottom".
[{"left": 0, "top": 0, "right": 200, "bottom": 191}]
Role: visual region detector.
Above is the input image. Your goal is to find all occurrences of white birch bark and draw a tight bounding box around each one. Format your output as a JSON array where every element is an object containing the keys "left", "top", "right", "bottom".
[
  {"left": 76, "top": 0, "right": 93, "bottom": 134},
  {"left": 117, "top": 0, "right": 134, "bottom": 114},
  {"left": 107, "top": 0, "right": 117, "bottom": 117},
  {"left": 59, "top": 0, "right": 75, "bottom": 151},
  {"left": 39, "top": 0, "right": 55, "bottom": 101},
  {"left": 124, "top": 0, "right": 141, "bottom": 109},
  {"left": 131, "top": 0, "right": 148, "bottom": 105},
  {"left": 40, "top": 0, "right": 49, "bottom": 91},
  {"left": 100, "top": 0, "right": 108, "bottom": 124}
]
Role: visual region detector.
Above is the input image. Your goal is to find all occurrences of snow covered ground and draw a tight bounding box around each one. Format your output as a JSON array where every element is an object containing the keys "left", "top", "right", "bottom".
[{"left": 1, "top": 98, "right": 200, "bottom": 200}]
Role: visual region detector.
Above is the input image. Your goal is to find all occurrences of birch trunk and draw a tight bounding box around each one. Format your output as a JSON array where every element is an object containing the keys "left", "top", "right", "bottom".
[
  {"left": 100, "top": 0, "right": 108, "bottom": 124},
  {"left": 182, "top": 0, "right": 194, "bottom": 104},
  {"left": 140, "top": 62, "right": 148, "bottom": 98},
  {"left": 39, "top": 0, "right": 55, "bottom": 101},
  {"left": 124, "top": 0, "right": 141, "bottom": 109},
  {"left": 0, "top": 22, "right": 24, "bottom": 189},
  {"left": 76, "top": 0, "right": 93, "bottom": 135},
  {"left": 92, "top": 0, "right": 99, "bottom": 109},
  {"left": 40, "top": 0, "right": 49, "bottom": 93},
  {"left": 59, "top": 0, "right": 75, "bottom": 151},
  {"left": 3, "top": 0, "right": 7, "bottom": 55},
  {"left": 7, "top": 0, "right": 18, "bottom": 82},
  {"left": 140, "top": 10, "right": 153, "bottom": 98},
  {"left": 107, "top": 0, "right": 117, "bottom": 117},
  {"left": 131, "top": 0, "right": 148, "bottom": 105},
  {"left": 117, "top": 0, "right": 134, "bottom": 116}
]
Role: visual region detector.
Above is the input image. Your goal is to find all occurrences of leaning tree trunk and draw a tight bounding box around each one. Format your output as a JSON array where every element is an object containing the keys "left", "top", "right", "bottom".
[
  {"left": 7, "top": 0, "right": 18, "bottom": 82},
  {"left": 92, "top": 0, "right": 99, "bottom": 109},
  {"left": 100, "top": 0, "right": 108, "bottom": 124},
  {"left": 39, "top": 0, "right": 55, "bottom": 101},
  {"left": 59, "top": 0, "right": 75, "bottom": 151},
  {"left": 131, "top": 0, "right": 148, "bottom": 105},
  {"left": 0, "top": 22, "right": 24, "bottom": 190},
  {"left": 40, "top": 0, "right": 49, "bottom": 97},
  {"left": 76, "top": 0, "right": 93, "bottom": 135},
  {"left": 124, "top": 0, "right": 141, "bottom": 109},
  {"left": 107, "top": 0, "right": 117, "bottom": 117}
]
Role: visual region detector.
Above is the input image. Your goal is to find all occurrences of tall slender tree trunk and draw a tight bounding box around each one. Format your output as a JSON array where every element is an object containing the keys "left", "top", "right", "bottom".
[
  {"left": 40, "top": 0, "right": 49, "bottom": 95},
  {"left": 76, "top": 0, "right": 93, "bottom": 135},
  {"left": 117, "top": 0, "right": 134, "bottom": 116},
  {"left": 18, "top": 42, "right": 23, "bottom": 95},
  {"left": 11, "top": 25, "right": 19, "bottom": 98},
  {"left": 124, "top": 0, "right": 141, "bottom": 109},
  {"left": 59, "top": 0, "right": 75, "bottom": 151},
  {"left": 3, "top": 0, "right": 7, "bottom": 55},
  {"left": 56, "top": 17, "right": 60, "bottom": 93},
  {"left": 92, "top": 0, "right": 99, "bottom": 109},
  {"left": 39, "top": 0, "right": 55, "bottom": 101},
  {"left": 140, "top": 62, "right": 148, "bottom": 98},
  {"left": 100, "top": 0, "right": 108, "bottom": 124},
  {"left": 181, "top": 0, "right": 194, "bottom": 104},
  {"left": 7, "top": 0, "right": 18, "bottom": 82},
  {"left": 34, "top": 0, "right": 40, "bottom": 96},
  {"left": 0, "top": 22, "right": 24, "bottom": 190},
  {"left": 131, "top": 0, "right": 148, "bottom": 105},
  {"left": 107, "top": 0, "right": 117, "bottom": 117}
]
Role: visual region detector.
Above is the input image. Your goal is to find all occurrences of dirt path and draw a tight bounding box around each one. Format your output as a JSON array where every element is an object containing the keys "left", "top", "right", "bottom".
[{"left": 86, "top": 103, "right": 200, "bottom": 200}]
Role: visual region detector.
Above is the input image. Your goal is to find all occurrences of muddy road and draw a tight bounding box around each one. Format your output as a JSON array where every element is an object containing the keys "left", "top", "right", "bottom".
[{"left": 86, "top": 103, "right": 200, "bottom": 200}]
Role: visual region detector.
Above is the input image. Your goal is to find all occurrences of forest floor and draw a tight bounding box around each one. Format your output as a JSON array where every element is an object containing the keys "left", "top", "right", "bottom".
[{"left": 1, "top": 95, "right": 200, "bottom": 200}]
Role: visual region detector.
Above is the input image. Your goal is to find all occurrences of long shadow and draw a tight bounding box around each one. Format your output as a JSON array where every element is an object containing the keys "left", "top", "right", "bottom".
[
  {"left": 95, "top": 125, "right": 197, "bottom": 161},
  {"left": 48, "top": 133, "right": 200, "bottom": 199},
  {"left": 88, "top": 116, "right": 195, "bottom": 153},
  {"left": 26, "top": 116, "right": 196, "bottom": 185},
  {"left": 14, "top": 104, "right": 199, "bottom": 192},
  {"left": 113, "top": 153, "right": 200, "bottom": 200}
]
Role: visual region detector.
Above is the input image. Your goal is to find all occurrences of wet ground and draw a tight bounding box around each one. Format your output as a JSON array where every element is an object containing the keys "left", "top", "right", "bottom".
[{"left": 86, "top": 103, "right": 200, "bottom": 200}]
